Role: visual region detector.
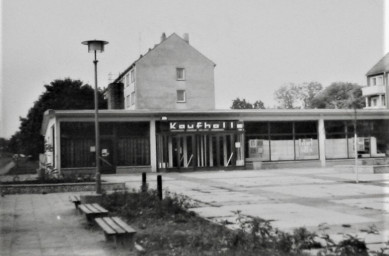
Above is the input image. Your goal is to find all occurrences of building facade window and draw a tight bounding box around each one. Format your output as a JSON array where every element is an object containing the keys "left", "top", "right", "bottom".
[
  {"left": 130, "top": 69, "right": 135, "bottom": 83},
  {"left": 176, "top": 90, "right": 186, "bottom": 102},
  {"left": 245, "top": 121, "right": 319, "bottom": 162},
  {"left": 60, "top": 122, "right": 150, "bottom": 168},
  {"left": 325, "top": 120, "right": 388, "bottom": 159},
  {"left": 130, "top": 91, "right": 135, "bottom": 106},
  {"left": 372, "top": 97, "right": 377, "bottom": 106},
  {"left": 125, "top": 73, "right": 130, "bottom": 87},
  {"left": 370, "top": 75, "right": 383, "bottom": 86},
  {"left": 176, "top": 68, "right": 185, "bottom": 80},
  {"left": 126, "top": 95, "right": 130, "bottom": 108}
]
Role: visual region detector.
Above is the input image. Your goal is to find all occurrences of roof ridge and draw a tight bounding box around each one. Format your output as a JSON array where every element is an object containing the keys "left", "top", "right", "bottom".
[
  {"left": 111, "top": 33, "right": 215, "bottom": 84},
  {"left": 112, "top": 33, "right": 177, "bottom": 84},
  {"left": 366, "top": 52, "right": 389, "bottom": 76}
]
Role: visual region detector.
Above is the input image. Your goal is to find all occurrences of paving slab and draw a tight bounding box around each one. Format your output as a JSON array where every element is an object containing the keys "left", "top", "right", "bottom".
[
  {"left": 215, "top": 175, "right": 333, "bottom": 187},
  {"left": 332, "top": 197, "right": 389, "bottom": 213},
  {"left": 192, "top": 203, "right": 376, "bottom": 230},
  {"left": 260, "top": 183, "right": 388, "bottom": 198}
]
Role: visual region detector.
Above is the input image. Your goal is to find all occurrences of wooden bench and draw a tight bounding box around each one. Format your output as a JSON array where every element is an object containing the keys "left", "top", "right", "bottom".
[
  {"left": 78, "top": 203, "right": 109, "bottom": 221},
  {"left": 95, "top": 217, "right": 136, "bottom": 247},
  {"left": 69, "top": 195, "right": 81, "bottom": 209}
]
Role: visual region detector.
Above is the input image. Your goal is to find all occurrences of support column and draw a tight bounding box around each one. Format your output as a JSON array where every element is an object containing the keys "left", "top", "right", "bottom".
[
  {"left": 318, "top": 118, "right": 326, "bottom": 167},
  {"left": 365, "top": 97, "right": 369, "bottom": 108},
  {"left": 55, "top": 119, "right": 61, "bottom": 173},
  {"left": 183, "top": 136, "right": 188, "bottom": 167},
  {"left": 149, "top": 120, "right": 157, "bottom": 172},
  {"left": 223, "top": 135, "right": 228, "bottom": 167},
  {"left": 209, "top": 136, "right": 213, "bottom": 167},
  {"left": 385, "top": 72, "right": 389, "bottom": 108},
  {"left": 168, "top": 136, "right": 173, "bottom": 168}
]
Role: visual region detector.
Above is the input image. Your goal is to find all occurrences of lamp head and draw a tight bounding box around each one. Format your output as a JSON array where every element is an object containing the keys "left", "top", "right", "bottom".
[{"left": 82, "top": 40, "right": 109, "bottom": 53}]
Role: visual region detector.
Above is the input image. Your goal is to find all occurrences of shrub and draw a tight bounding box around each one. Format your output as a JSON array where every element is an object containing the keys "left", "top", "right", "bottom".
[
  {"left": 101, "top": 189, "right": 194, "bottom": 221},
  {"left": 318, "top": 234, "right": 369, "bottom": 256}
]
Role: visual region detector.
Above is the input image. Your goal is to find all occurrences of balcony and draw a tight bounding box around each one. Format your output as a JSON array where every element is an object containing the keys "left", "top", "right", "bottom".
[{"left": 362, "top": 85, "right": 386, "bottom": 97}]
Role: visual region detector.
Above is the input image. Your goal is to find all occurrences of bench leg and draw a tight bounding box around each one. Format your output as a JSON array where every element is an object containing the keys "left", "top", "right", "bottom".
[
  {"left": 114, "top": 235, "right": 118, "bottom": 249},
  {"left": 116, "top": 234, "right": 135, "bottom": 249},
  {"left": 86, "top": 215, "right": 93, "bottom": 222},
  {"left": 104, "top": 233, "right": 114, "bottom": 242}
]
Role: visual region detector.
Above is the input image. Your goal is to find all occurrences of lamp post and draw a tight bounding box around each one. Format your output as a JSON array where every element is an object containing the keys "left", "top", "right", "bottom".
[
  {"left": 82, "top": 40, "right": 108, "bottom": 194},
  {"left": 353, "top": 106, "right": 359, "bottom": 183}
]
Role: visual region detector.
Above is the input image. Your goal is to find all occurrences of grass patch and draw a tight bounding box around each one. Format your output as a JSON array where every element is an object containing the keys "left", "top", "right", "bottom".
[
  {"left": 1, "top": 174, "right": 97, "bottom": 185},
  {"left": 7, "top": 160, "right": 38, "bottom": 175},
  {"left": 0, "top": 156, "right": 13, "bottom": 169}
]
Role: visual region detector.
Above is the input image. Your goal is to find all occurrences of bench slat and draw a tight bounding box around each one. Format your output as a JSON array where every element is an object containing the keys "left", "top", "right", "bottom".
[
  {"left": 79, "top": 204, "right": 93, "bottom": 214},
  {"left": 103, "top": 217, "right": 126, "bottom": 234},
  {"left": 86, "top": 204, "right": 100, "bottom": 213},
  {"left": 83, "top": 204, "right": 97, "bottom": 213},
  {"left": 92, "top": 204, "right": 108, "bottom": 213},
  {"left": 95, "top": 218, "right": 116, "bottom": 235},
  {"left": 112, "top": 217, "right": 136, "bottom": 234}
]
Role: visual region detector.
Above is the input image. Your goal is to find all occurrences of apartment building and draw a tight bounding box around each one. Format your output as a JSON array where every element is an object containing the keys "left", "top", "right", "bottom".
[
  {"left": 363, "top": 53, "right": 389, "bottom": 109},
  {"left": 107, "top": 33, "right": 215, "bottom": 111}
]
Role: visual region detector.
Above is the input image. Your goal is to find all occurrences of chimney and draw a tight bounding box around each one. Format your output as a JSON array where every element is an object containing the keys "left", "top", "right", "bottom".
[
  {"left": 183, "top": 33, "right": 189, "bottom": 44},
  {"left": 161, "top": 32, "right": 167, "bottom": 42},
  {"left": 107, "top": 82, "right": 124, "bottom": 109}
]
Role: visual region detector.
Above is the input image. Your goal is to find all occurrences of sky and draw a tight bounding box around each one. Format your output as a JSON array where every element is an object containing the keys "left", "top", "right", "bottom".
[{"left": 1, "top": 0, "right": 387, "bottom": 138}]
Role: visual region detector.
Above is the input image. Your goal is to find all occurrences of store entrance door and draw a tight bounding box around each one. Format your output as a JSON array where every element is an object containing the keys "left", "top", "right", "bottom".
[
  {"left": 157, "top": 133, "right": 244, "bottom": 170},
  {"left": 171, "top": 135, "right": 195, "bottom": 169}
]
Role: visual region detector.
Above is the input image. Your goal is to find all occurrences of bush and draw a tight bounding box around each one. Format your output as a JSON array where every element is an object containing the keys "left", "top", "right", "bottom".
[
  {"left": 318, "top": 234, "right": 369, "bottom": 256},
  {"left": 101, "top": 189, "right": 194, "bottom": 221}
]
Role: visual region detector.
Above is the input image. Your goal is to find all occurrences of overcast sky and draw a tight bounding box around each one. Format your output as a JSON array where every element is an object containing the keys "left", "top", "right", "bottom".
[{"left": 1, "top": 0, "right": 387, "bottom": 138}]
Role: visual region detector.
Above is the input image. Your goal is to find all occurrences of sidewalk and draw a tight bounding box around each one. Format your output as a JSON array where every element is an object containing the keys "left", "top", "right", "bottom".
[{"left": 0, "top": 192, "right": 134, "bottom": 256}]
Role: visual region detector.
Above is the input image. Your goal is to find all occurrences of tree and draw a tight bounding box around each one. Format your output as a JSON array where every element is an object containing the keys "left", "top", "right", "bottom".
[
  {"left": 253, "top": 100, "right": 265, "bottom": 109},
  {"left": 231, "top": 98, "right": 265, "bottom": 109},
  {"left": 0, "top": 137, "right": 9, "bottom": 154},
  {"left": 311, "top": 82, "right": 365, "bottom": 109},
  {"left": 299, "top": 82, "right": 323, "bottom": 108},
  {"left": 8, "top": 78, "right": 107, "bottom": 159},
  {"left": 274, "top": 82, "right": 323, "bottom": 109}
]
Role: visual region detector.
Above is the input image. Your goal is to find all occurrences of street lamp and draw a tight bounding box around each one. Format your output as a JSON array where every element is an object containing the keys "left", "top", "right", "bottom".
[{"left": 82, "top": 40, "right": 108, "bottom": 194}]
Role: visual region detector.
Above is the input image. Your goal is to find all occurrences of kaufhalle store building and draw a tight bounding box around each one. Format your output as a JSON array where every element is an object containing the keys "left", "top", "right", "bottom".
[{"left": 41, "top": 33, "right": 389, "bottom": 175}]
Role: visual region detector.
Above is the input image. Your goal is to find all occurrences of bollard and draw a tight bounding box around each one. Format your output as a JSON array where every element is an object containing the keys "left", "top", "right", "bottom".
[
  {"left": 141, "top": 172, "right": 147, "bottom": 192},
  {"left": 157, "top": 175, "right": 162, "bottom": 200}
]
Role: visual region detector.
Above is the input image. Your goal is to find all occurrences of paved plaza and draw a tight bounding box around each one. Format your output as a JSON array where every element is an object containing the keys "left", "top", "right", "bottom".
[
  {"left": 1, "top": 167, "right": 389, "bottom": 255},
  {"left": 106, "top": 168, "right": 389, "bottom": 252}
]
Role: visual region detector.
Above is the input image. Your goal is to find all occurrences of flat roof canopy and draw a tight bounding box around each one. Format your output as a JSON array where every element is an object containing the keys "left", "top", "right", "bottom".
[{"left": 41, "top": 108, "right": 389, "bottom": 135}]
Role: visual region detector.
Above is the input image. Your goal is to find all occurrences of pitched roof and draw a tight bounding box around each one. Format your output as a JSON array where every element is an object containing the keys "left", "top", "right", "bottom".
[
  {"left": 112, "top": 33, "right": 215, "bottom": 84},
  {"left": 366, "top": 52, "right": 389, "bottom": 76}
]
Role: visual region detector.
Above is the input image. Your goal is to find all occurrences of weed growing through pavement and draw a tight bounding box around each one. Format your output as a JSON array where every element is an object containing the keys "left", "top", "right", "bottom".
[{"left": 100, "top": 190, "right": 383, "bottom": 255}]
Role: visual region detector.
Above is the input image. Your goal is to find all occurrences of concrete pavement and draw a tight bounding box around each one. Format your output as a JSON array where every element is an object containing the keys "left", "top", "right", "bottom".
[
  {"left": 1, "top": 167, "right": 389, "bottom": 255},
  {"left": 0, "top": 192, "right": 135, "bottom": 256},
  {"left": 106, "top": 168, "right": 389, "bottom": 252}
]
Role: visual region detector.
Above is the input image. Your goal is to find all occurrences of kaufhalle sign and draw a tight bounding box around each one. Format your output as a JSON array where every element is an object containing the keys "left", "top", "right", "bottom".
[{"left": 167, "top": 121, "right": 244, "bottom": 132}]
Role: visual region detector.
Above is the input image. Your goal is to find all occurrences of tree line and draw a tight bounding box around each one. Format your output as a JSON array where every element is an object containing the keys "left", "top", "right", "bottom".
[
  {"left": 231, "top": 81, "right": 364, "bottom": 109},
  {"left": 7, "top": 79, "right": 107, "bottom": 159}
]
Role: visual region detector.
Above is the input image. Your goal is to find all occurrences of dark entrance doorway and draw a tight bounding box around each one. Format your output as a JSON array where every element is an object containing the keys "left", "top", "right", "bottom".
[{"left": 157, "top": 132, "right": 244, "bottom": 171}]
